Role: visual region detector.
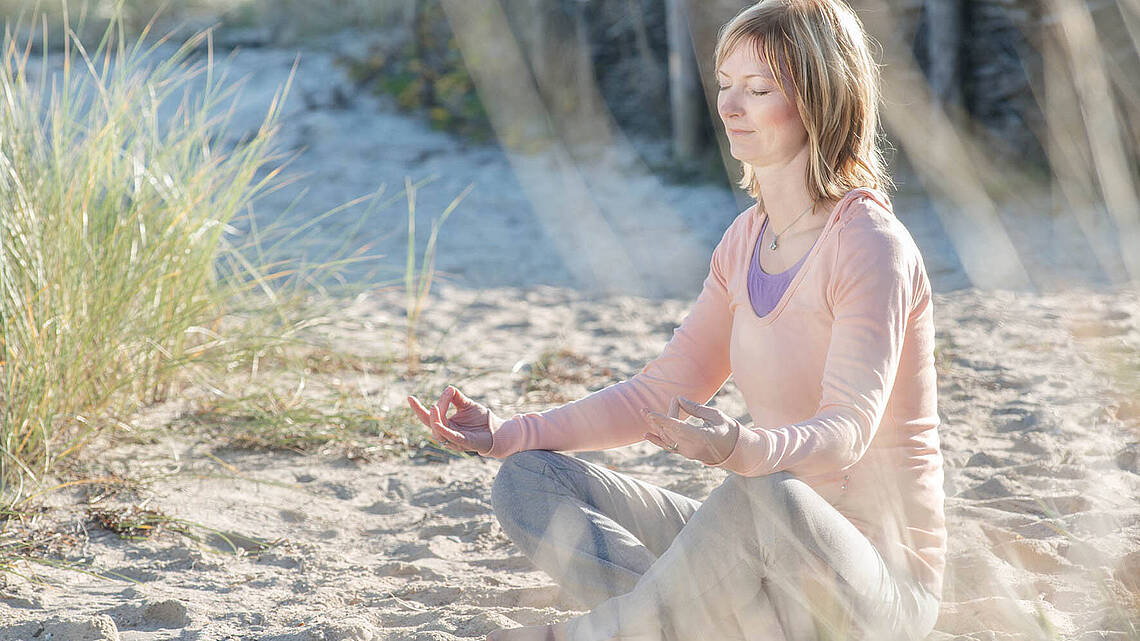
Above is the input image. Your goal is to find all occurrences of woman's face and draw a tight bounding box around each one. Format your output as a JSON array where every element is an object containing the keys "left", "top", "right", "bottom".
[{"left": 716, "top": 40, "right": 809, "bottom": 168}]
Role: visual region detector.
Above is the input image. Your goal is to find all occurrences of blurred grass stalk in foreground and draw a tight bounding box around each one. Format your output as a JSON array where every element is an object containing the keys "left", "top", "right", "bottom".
[
  {"left": 0, "top": 2, "right": 297, "bottom": 501},
  {"left": 402, "top": 175, "right": 470, "bottom": 373}
]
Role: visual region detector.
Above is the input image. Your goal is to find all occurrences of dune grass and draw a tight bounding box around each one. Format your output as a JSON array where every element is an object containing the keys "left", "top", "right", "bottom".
[
  {"left": 0, "top": 3, "right": 384, "bottom": 503},
  {"left": 0, "top": 0, "right": 473, "bottom": 509},
  {"left": 0, "top": 2, "right": 465, "bottom": 586}
]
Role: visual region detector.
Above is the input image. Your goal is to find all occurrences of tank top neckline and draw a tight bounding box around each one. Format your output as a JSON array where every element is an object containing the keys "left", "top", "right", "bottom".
[
  {"left": 743, "top": 187, "right": 881, "bottom": 325},
  {"left": 754, "top": 215, "right": 815, "bottom": 277}
]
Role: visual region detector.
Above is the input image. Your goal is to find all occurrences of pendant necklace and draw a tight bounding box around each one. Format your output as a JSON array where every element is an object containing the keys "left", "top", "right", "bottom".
[{"left": 767, "top": 201, "right": 816, "bottom": 250}]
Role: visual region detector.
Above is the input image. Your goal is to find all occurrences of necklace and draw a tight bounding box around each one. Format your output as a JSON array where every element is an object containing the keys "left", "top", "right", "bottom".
[{"left": 766, "top": 201, "right": 817, "bottom": 250}]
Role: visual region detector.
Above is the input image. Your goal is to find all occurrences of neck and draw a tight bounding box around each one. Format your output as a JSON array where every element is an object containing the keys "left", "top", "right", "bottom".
[{"left": 752, "top": 145, "right": 827, "bottom": 232}]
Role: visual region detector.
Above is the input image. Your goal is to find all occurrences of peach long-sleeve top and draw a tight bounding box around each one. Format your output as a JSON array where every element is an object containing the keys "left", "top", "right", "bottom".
[{"left": 487, "top": 186, "right": 947, "bottom": 597}]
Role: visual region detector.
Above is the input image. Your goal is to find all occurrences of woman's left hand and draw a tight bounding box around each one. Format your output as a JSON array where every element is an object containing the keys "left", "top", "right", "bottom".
[{"left": 642, "top": 396, "right": 741, "bottom": 466}]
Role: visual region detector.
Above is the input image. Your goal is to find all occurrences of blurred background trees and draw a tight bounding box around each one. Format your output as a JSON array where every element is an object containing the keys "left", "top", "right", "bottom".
[
  {"left": 5, "top": 0, "right": 1128, "bottom": 194},
  {"left": 329, "top": 0, "right": 1140, "bottom": 288},
  {"left": 4, "top": 0, "right": 1137, "bottom": 290}
]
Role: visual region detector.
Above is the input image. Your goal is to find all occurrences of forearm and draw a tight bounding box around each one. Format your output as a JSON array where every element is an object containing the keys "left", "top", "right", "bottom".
[
  {"left": 711, "top": 410, "right": 866, "bottom": 477},
  {"left": 487, "top": 373, "right": 700, "bottom": 458}
]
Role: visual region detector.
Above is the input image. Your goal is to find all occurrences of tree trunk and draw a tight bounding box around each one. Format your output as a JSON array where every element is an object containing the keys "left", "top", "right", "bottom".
[
  {"left": 924, "top": 0, "right": 963, "bottom": 110},
  {"left": 666, "top": 0, "right": 701, "bottom": 163}
]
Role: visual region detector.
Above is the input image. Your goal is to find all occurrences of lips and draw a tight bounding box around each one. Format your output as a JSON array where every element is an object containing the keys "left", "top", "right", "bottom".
[{"left": 728, "top": 128, "right": 753, "bottom": 135}]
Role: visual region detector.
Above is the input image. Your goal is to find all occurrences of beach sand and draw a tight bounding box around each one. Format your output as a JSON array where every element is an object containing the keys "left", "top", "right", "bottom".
[{"left": 3, "top": 282, "right": 1138, "bottom": 640}]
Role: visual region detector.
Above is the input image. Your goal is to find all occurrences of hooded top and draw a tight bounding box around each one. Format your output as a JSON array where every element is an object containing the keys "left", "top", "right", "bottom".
[{"left": 487, "top": 186, "right": 947, "bottom": 597}]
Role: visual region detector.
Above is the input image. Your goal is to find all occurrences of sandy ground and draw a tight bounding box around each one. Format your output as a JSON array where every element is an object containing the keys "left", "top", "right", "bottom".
[
  {"left": 3, "top": 26, "right": 1140, "bottom": 641},
  {"left": 4, "top": 283, "right": 1140, "bottom": 640}
]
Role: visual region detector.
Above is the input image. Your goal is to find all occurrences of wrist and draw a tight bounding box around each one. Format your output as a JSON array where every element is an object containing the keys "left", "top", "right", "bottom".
[
  {"left": 482, "top": 410, "right": 506, "bottom": 457},
  {"left": 710, "top": 420, "right": 741, "bottom": 466}
]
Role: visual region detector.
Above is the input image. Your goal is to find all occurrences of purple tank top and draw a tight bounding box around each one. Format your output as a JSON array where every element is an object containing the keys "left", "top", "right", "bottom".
[{"left": 747, "top": 215, "right": 816, "bottom": 317}]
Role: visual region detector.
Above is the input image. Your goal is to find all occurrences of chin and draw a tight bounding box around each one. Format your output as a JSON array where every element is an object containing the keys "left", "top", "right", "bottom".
[{"left": 730, "top": 152, "right": 760, "bottom": 166}]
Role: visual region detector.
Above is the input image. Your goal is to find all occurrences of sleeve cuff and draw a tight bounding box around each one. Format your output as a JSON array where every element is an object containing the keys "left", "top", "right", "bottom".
[
  {"left": 711, "top": 425, "right": 773, "bottom": 476},
  {"left": 486, "top": 415, "right": 525, "bottom": 459}
]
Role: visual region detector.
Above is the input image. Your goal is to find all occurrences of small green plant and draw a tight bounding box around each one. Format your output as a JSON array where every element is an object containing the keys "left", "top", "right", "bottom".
[
  {"left": 185, "top": 387, "right": 427, "bottom": 456},
  {"left": 87, "top": 504, "right": 185, "bottom": 540},
  {"left": 520, "top": 348, "right": 616, "bottom": 403},
  {"left": 87, "top": 503, "right": 277, "bottom": 554},
  {"left": 340, "top": 0, "right": 494, "bottom": 142},
  {"left": 402, "top": 176, "right": 472, "bottom": 373}
]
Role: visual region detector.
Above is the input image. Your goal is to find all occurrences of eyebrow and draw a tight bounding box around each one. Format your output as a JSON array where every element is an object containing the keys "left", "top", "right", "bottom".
[{"left": 717, "top": 70, "right": 773, "bottom": 79}]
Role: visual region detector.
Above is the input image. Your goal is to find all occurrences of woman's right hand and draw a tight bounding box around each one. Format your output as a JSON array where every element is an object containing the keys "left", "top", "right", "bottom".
[{"left": 407, "top": 385, "right": 501, "bottom": 456}]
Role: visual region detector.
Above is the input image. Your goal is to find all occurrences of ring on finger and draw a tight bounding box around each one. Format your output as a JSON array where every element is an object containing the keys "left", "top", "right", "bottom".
[{"left": 668, "top": 441, "right": 679, "bottom": 451}]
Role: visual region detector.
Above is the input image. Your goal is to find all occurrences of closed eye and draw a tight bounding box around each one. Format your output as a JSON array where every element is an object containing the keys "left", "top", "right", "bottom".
[{"left": 718, "top": 87, "right": 769, "bottom": 97}]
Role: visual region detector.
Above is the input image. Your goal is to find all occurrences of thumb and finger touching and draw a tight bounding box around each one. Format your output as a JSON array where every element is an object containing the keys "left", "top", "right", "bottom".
[
  {"left": 406, "top": 394, "right": 470, "bottom": 452},
  {"left": 644, "top": 430, "right": 675, "bottom": 452},
  {"left": 431, "top": 405, "right": 467, "bottom": 446},
  {"left": 447, "top": 385, "right": 475, "bottom": 408},
  {"left": 407, "top": 395, "right": 439, "bottom": 436},
  {"left": 647, "top": 399, "right": 733, "bottom": 462},
  {"left": 677, "top": 396, "right": 721, "bottom": 423}
]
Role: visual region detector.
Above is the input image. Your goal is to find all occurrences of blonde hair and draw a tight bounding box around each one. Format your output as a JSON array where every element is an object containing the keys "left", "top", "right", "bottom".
[{"left": 713, "top": 0, "right": 894, "bottom": 203}]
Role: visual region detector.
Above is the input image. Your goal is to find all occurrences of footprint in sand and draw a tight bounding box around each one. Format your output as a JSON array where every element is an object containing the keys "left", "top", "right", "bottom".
[
  {"left": 468, "top": 585, "right": 563, "bottom": 608},
  {"left": 38, "top": 616, "right": 121, "bottom": 641},
  {"left": 1068, "top": 320, "right": 1130, "bottom": 339},
  {"left": 419, "top": 521, "right": 493, "bottom": 539},
  {"left": 285, "top": 618, "right": 377, "bottom": 640},
  {"left": 471, "top": 556, "right": 539, "bottom": 572},
  {"left": 1111, "top": 550, "right": 1140, "bottom": 592},
  {"left": 140, "top": 599, "right": 192, "bottom": 628},
  {"left": 409, "top": 479, "right": 487, "bottom": 508},
  {"left": 943, "top": 549, "right": 1010, "bottom": 602},
  {"left": 1011, "top": 462, "right": 1086, "bottom": 480},
  {"left": 991, "top": 538, "right": 1071, "bottom": 574},
  {"left": 1115, "top": 443, "right": 1140, "bottom": 474},
  {"left": 391, "top": 537, "right": 469, "bottom": 562},
  {"left": 973, "top": 494, "right": 1091, "bottom": 518},
  {"left": 376, "top": 560, "right": 448, "bottom": 581},
  {"left": 1039, "top": 587, "right": 1093, "bottom": 614},
  {"left": 437, "top": 496, "right": 491, "bottom": 518},
  {"left": 385, "top": 477, "right": 411, "bottom": 500},
  {"left": 935, "top": 596, "right": 1073, "bottom": 637},
  {"left": 965, "top": 451, "right": 1017, "bottom": 468},
  {"left": 958, "top": 475, "right": 1020, "bottom": 500},
  {"left": 320, "top": 482, "right": 357, "bottom": 500},
  {"left": 280, "top": 509, "right": 307, "bottom": 523},
  {"left": 991, "top": 403, "right": 1057, "bottom": 433},
  {"left": 362, "top": 499, "right": 404, "bottom": 515}
]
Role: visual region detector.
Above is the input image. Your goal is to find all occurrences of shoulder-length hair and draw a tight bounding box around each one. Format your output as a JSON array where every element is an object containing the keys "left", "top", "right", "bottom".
[{"left": 713, "top": 0, "right": 894, "bottom": 203}]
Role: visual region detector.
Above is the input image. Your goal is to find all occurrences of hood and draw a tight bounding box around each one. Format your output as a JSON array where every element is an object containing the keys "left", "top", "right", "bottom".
[{"left": 830, "top": 186, "right": 894, "bottom": 226}]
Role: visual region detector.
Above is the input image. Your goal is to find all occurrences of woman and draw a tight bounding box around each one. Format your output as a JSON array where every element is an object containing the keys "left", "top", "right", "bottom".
[{"left": 407, "top": 0, "right": 945, "bottom": 639}]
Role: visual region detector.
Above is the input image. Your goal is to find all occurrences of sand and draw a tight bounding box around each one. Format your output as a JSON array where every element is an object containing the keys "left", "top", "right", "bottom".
[
  {"left": 2, "top": 282, "right": 1138, "bottom": 640},
  {"left": 2, "top": 26, "right": 1139, "bottom": 641}
]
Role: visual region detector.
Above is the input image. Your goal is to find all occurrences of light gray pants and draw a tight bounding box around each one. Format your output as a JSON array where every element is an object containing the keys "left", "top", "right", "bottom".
[{"left": 490, "top": 450, "right": 940, "bottom": 641}]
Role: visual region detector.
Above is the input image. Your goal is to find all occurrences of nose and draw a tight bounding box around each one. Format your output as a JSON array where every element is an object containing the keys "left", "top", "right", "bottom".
[{"left": 718, "top": 90, "right": 743, "bottom": 121}]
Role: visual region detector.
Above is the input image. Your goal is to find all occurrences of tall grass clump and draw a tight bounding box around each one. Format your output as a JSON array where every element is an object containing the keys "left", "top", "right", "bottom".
[
  {"left": 402, "top": 175, "right": 471, "bottom": 372},
  {"left": 0, "top": 6, "right": 295, "bottom": 499}
]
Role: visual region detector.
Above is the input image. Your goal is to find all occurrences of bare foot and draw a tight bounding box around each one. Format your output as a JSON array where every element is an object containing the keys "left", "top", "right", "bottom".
[{"left": 486, "top": 621, "right": 568, "bottom": 641}]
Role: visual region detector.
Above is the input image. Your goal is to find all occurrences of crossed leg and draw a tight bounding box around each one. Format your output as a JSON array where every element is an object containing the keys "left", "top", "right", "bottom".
[{"left": 489, "top": 450, "right": 936, "bottom": 641}]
